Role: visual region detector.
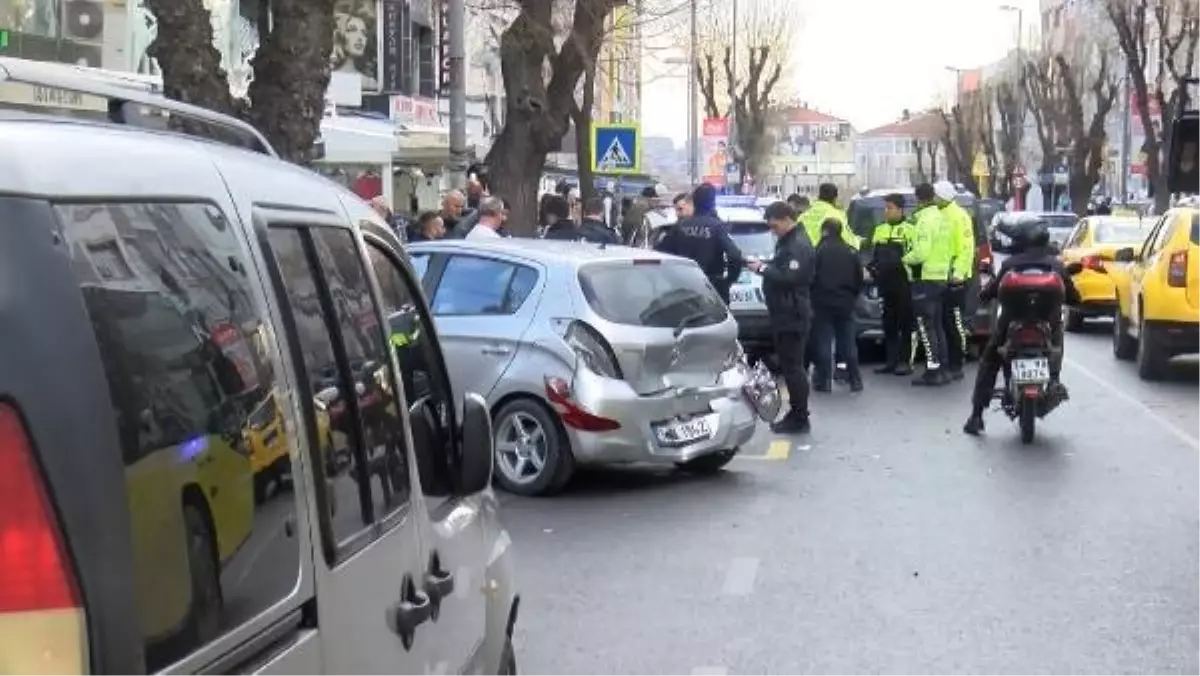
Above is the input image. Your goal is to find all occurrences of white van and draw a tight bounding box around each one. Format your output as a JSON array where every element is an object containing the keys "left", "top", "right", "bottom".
[{"left": 0, "top": 58, "right": 518, "bottom": 674}]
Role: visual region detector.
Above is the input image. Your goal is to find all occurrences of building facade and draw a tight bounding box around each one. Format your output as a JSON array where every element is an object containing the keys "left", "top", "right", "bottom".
[
  {"left": 595, "top": 1, "right": 641, "bottom": 125},
  {"left": 855, "top": 111, "right": 948, "bottom": 190},
  {"left": 761, "top": 107, "right": 857, "bottom": 197}
]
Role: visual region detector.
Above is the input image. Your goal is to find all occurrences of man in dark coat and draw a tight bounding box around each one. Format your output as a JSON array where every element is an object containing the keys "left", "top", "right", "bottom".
[
  {"left": 810, "top": 218, "right": 865, "bottom": 391},
  {"left": 654, "top": 183, "right": 743, "bottom": 303}
]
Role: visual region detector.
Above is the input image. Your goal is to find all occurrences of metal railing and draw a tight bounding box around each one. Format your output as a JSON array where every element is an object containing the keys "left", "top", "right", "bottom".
[{"left": 0, "top": 57, "right": 277, "bottom": 158}]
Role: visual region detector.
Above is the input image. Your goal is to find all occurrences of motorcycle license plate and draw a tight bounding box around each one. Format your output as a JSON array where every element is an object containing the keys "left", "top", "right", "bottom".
[
  {"left": 730, "top": 286, "right": 757, "bottom": 304},
  {"left": 1012, "top": 357, "right": 1050, "bottom": 384}
]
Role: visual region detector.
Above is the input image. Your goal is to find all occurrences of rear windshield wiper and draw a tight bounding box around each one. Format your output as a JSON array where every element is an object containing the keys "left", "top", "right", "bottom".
[{"left": 673, "top": 311, "right": 712, "bottom": 338}]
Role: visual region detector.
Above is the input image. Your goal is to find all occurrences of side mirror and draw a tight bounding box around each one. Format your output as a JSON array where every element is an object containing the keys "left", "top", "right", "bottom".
[
  {"left": 457, "top": 392, "right": 493, "bottom": 495},
  {"left": 1113, "top": 247, "right": 1136, "bottom": 263},
  {"left": 1064, "top": 261, "right": 1084, "bottom": 275}
]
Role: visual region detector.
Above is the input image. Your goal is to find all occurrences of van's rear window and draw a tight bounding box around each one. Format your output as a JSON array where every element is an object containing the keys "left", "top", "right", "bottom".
[{"left": 578, "top": 260, "right": 728, "bottom": 328}]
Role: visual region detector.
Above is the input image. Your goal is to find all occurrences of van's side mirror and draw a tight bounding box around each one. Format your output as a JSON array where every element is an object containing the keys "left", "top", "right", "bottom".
[
  {"left": 457, "top": 392, "right": 493, "bottom": 495},
  {"left": 1113, "top": 247, "right": 1136, "bottom": 263}
]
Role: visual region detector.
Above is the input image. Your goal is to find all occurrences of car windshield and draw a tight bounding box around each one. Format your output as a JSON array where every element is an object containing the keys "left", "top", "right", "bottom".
[
  {"left": 1093, "top": 219, "right": 1150, "bottom": 244},
  {"left": 578, "top": 259, "right": 728, "bottom": 329},
  {"left": 725, "top": 221, "right": 775, "bottom": 257}
]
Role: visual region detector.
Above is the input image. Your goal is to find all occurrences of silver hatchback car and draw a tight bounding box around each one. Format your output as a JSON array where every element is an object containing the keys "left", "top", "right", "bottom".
[{"left": 407, "top": 239, "right": 760, "bottom": 496}]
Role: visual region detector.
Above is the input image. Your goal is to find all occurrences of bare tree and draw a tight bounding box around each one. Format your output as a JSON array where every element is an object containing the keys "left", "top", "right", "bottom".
[
  {"left": 1022, "top": 52, "right": 1071, "bottom": 203},
  {"left": 692, "top": 0, "right": 797, "bottom": 185},
  {"left": 1105, "top": 0, "right": 1200, "bottom": 209},
  {"left": 985, "top": 80, "right": 1025, "bottom": 200},
  {"left": 1056, "top": 51, "right": 1120, "bottom": 215},
  {"left": 939, "top": 89, "right": 988, "bottom": 195},
  {"left": 142, "top": 0, "right": 333, "bottom": 163}
]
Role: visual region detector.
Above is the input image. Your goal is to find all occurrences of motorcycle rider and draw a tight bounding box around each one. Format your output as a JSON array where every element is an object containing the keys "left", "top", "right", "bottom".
[
  {"left": 870, "top": 193, "right": 915, "bottom": 375},
  {"left": 963, "top": 218, "right": 1080, "bottom": 436},
  {"left": 655, "top": 182, "right": 743, "bottom": 304}
]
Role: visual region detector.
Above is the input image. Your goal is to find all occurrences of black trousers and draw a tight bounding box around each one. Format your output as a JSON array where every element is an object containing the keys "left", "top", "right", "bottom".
[
  {"left": 879, "top": 275, "right": 913, "bottom": 367},
  {"left": 971, "top": 314, "right": 1066, "bottom": 412},
  {"left": 942, "top": 283, "right": 969, "bottom": 372},
  {"left": 773, "top": 326, "right": 810, "bottom": 418},
  {"left": 911, "top": 281, "right": 948, "bottom": 371}
]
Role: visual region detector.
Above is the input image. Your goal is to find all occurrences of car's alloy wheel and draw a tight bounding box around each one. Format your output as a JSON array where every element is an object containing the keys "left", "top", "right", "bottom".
[{"left": 492, "top": 399, "right": 574, "bottom": 496}]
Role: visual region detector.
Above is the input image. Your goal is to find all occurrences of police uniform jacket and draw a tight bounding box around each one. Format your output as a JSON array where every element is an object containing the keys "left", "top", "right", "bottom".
[
  {"left": 655, "top": 212, "right": 743, "bottom": 294},
  {"left": 760, "top": 225, "right": 815, "bottom": 331}
]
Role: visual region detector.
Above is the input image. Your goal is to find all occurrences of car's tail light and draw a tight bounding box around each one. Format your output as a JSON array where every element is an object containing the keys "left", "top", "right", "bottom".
[
  {"left": 0, "top": 402, "right": 87, "bottom": 674},
  {"left": 1168, "top": 250, "right": 1188, "bottom": 287},
  {"left": 544, "top": 377, "right": 621, "bottom": 432},
  {"left": 563, "top": 320, "right": 624, "bottom": 379},
  {"left": 1080, "top": 254, "right": 1106, "bottom": 272}
]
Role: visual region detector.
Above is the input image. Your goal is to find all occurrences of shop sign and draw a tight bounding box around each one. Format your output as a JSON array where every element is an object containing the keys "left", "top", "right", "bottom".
[
  {"left": 0, "top": 82, "right": 107, "bottom": 112},
  {"left": 391, "top": 95, "right": 444, "bottom": 130}
]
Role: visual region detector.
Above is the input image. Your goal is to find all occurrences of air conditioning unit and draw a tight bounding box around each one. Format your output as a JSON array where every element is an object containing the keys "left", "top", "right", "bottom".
[{"left": 60, "top": 0, "right": 105, "bottom": 68}]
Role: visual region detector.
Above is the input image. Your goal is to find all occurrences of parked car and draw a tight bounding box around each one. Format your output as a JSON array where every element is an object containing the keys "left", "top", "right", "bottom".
[
  {"left": 0, "top": 57, "right": 515, "bottom": 675},
  {"left": 1103, "top": 203, "right": 1199, "bottom": 379},
  {"left": 848, "top": 187, "right": 992, "bottom": 346},
  {"left": 1057, "top": 215, "right": 1155, "bottom": 330},
  {"left": 407, "top": 238, "right": 760, "bottom": 496}
]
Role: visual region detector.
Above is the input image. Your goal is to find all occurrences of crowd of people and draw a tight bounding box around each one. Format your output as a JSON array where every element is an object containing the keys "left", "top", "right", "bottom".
[{"left": 365, "top": 174, "right": 1074, "bottom": 438}]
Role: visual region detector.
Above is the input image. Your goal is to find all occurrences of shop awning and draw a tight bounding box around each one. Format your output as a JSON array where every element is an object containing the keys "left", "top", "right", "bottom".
[{"left": 317, "top": 115, "right": 398, "bottom": 165}]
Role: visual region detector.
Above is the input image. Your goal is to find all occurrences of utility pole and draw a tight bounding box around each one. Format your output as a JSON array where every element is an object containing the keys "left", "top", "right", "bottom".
[
  {"left": 687, "top": 0, "right": 698, "bottom": 185},
  {"left": 728, "top": 0, "right": 739, "bottom": 192},
  {"left": 447, "top": 0, "right": 468, "bottom": 189}
]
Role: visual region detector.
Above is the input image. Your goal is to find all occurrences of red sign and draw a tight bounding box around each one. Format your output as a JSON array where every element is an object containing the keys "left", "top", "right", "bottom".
[
  {"left": 211, "top": 321, "right": 260, "bottom": 393},
  {"left": 391, "top": 95, "right": 443, "bottom": 130},
  {"left": 1131, "top": 92, "right": 1162, "bottom": 121}
]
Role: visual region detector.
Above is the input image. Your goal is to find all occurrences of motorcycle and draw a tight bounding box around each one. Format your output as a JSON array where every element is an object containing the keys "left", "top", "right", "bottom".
[{"left": 990, "top": 261, "right": 1083, "bottom": 443}]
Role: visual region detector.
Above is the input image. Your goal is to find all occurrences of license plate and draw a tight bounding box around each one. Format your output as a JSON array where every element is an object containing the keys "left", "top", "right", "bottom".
[
  {"left": 1012, "top": 357, "right": 1050, "bottom": 384},
  {"left": 655, "top": 414, "right": 717, "bottom": 446},
  {"left": 730, "top": 287, "right": 757, "bottom": 304}
]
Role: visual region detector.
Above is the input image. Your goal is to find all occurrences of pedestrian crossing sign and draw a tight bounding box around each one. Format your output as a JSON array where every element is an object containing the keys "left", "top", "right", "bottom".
[{"left": 591, "top": 123, "right": 642, "bottom": 175}]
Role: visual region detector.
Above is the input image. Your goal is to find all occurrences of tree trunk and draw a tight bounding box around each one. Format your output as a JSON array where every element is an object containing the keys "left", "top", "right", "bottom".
[
  {"left": 144, "top": 0, "right": 235, "bottom": 114},
  {"left": 244, "top": 0, "right": 334, "bottom": 164},
  {"left": 571, "top": 64, "right": 599, "bottom": 205}
]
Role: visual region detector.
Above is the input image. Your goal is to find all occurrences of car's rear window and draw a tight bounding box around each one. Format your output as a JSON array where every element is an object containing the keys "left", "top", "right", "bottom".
[
  {"left": 1093, "top": 220, "right": 1150, "bottom": 243},
  {"left": 578, "top": 259, "right": 728, "bottom": 329}
]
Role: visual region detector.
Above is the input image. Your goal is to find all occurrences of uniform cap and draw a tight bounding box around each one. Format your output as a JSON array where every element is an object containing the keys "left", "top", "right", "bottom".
[{"left": 933, "top": 180, "right": 957, "bottom": 201}]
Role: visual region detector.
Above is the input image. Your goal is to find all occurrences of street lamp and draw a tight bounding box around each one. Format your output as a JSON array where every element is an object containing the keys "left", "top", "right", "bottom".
[{"left": 944, "top": 65, "right": 966, "bottom": 107}]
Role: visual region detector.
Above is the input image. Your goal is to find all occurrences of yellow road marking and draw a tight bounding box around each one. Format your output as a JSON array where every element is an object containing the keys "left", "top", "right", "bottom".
[{"left": 765, "top": 439, "right": 791, "bottom": 460}]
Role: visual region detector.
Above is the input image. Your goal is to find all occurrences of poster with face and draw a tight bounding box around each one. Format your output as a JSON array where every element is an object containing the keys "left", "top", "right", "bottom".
[{"left": 332, "top": 0, "right": 380, "bottom": 92}]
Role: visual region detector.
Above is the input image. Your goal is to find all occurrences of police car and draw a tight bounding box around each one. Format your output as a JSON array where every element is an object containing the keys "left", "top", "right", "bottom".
[{"left": 646, "top": 195, "right": 777, "bottom": 357}]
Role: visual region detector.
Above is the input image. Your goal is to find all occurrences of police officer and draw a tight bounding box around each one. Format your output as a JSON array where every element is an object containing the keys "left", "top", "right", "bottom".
[
  {"left": 799, "top": 183, "right": 859, "bottom": 249},
  {"left": 746, "top": 201, "right": 815, "bottom": 434},
  {"left": 869, "top": 193, "right": 915, "bottom": 376},
  {"left": 655, "top": 182, "right": 743, "bottom": 303},
  {"left": 902, "top": 183, "right": 954, "bottom": 386},
  {"left": 934, "top": 180, "right": 975, "bottom": 380}
]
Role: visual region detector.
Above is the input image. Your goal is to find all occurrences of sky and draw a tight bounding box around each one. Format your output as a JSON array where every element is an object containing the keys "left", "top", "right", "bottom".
[{"left": 640, "top": 0, "right": 1043, "bottom": 144}]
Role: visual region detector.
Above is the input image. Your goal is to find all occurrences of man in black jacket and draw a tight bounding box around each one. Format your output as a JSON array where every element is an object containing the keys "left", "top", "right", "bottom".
[
  {"left": 541, "top": 195, "right": 579, "bottom": 240},
  {"left": 579, "top": 197, "right": 621, "bottom": 244},
  {"left": 655, "top": 182, "right": 743, "bottom": 303},
  {"left": 747, "top": 201, "right": 815, "bottom": 434},
  {"left": 811, "top": 218, "right": 865, "bottom": 392}
]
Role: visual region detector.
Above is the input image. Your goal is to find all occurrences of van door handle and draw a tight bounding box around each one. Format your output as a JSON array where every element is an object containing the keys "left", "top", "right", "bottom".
[
  {"left": 424, "top": 558, "right": 455, "bottom": 621},
  {"left": 480, "top": 345, "right": 511, "bottom": 356},
  {"left": 387, "top": 575, "right": 433, "bottom": 650}
]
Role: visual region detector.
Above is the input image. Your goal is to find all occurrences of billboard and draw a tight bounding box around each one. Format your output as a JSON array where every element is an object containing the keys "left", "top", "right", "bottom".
[{"left": 702, "top": 117, "right": 731, "bottom": 186}]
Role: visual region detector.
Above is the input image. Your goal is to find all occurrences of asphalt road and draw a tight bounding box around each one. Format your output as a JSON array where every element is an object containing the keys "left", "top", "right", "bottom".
[{"left": 506, "top": 320, "right": 1199, "bottom": 674}]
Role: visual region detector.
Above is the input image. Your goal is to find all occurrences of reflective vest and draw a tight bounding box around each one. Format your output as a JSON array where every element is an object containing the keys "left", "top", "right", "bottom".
[
  {"left": 799, "top": 200, "right": 858, "bottom": 250},
  {"left": 902, "top": 204, "right": 953, "bottom": 281},
  {"left": 939, "top": 201, "right": 976, "bottom": 280},
  {"left": 871, "top": 220, "right": 914, "bottom": 280}
]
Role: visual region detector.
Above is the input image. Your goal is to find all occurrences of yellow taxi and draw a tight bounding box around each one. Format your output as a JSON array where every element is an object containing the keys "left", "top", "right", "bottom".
[
  {"left": 1104, "top": 204, "right": 1199, "bottom": 379},
  {"left": 1059, "top": 215, "right": 1155, "bottom": 330}
]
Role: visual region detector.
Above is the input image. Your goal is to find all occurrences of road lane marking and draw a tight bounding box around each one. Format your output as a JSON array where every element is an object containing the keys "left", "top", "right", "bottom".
[
  {"left": 690, "top": 667, "right": 729, "bottom": 675},
  {"left": 721, "top": 557, "right": 759, "bottom": 596},
  {"left": 765, "top": 439, "right": 791, "bottom": 459},
  {"left": 1064, "top": 356, "right": 1199, "bottom": 450}
]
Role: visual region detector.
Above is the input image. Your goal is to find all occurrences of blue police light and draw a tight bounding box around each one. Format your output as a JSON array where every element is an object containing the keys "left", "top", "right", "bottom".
[{"left": 714, "top": 195, "right": 759, "bottom": 209}]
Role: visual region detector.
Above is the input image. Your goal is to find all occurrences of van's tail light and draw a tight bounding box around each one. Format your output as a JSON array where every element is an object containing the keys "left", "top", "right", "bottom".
[
  {"left": 1081, "top": 254, "right": 1105, "bottom": 272},
  {"left": 563, "top": 320, "right": 624, "bottom": 380},
  {"left": 0, "top": 402, "right": 87, "bottom": 674},
  {"left": 1168, "top": 250, "right": 1188, "bottom": 287},
  {"left": 544, "top": 377, "right": 621, "bottom": 432}
]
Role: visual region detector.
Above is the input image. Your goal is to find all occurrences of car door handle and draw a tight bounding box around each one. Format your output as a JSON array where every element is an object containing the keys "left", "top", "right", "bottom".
[
  {"left": 387, "top": 575, "right": 433, "bottom": 650},
  {"left": 481, "top": 345, "right": 511, "bottom": 356}
]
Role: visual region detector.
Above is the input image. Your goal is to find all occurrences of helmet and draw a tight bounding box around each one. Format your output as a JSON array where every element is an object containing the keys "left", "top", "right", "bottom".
[{"left": 998, "top": 218, "right": 1050, "bottom": 251}]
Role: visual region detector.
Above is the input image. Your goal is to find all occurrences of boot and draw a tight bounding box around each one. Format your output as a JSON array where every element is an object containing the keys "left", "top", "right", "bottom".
[
  {"left": 875, "top": 362, "right": 897, "bottom": 374},
  {"left": 963, "top": 411, "right": 985, "bottom": 435},
  {"left": 948, "top": 369, "right": 965, "bottom": 381},
  {"left": 912, "top": 368, "right": 948, "bottom": 386},
  {"left": 771, "top": 410, "right": 811, "bottom": 435},
  {"left": 849, "top": 377, "right": 864, "bottom": 393},
  {"left": 894, "top": 362, "right": 914, "bottom": 376}
]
